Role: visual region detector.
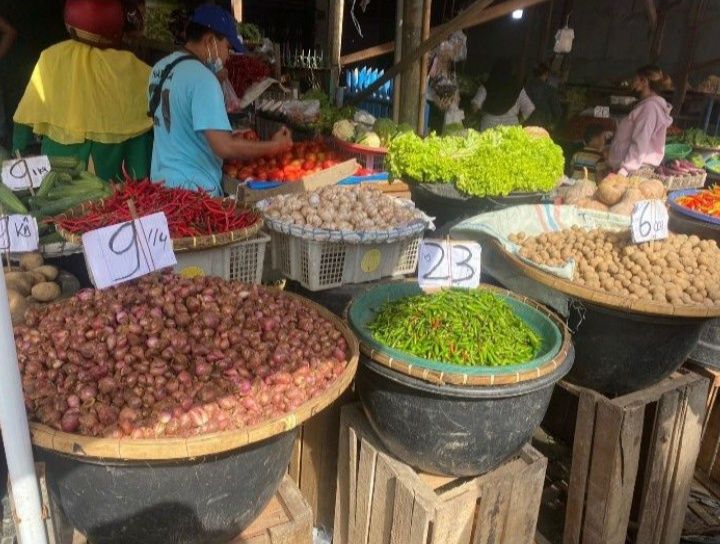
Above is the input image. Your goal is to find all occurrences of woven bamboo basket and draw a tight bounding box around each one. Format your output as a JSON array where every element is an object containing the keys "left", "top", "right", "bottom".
[
  {"left": 349, "top": 282, "right": 573, "bottom": 387},
  {"left": 54, "top": 198, "right": 263, "bottom": 252},
  {"left": 29, "top": 292, "right": 359, "bottom": 461},
  {"left": 496, "top": 241, "right": 720, "bottom": 319}
]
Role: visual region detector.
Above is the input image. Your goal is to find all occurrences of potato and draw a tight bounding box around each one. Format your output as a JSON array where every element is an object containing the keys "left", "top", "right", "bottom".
[
  {"left": 19, "top": 252, "right": 43, "bottom": 271},
  {"left": 30, "top": 271, "right": 47, "bottom": 285},
  {"left": 8, "top": 289, "right": 28, "bottom": 325},
  {"left": 33, "top": 265, "right": 59, "bottom": 281},
  {"left": 6, "top": 276, "right": 31, "bottom": 296},
  {"left": 31, "top": 282, "right": 61, "bottom": 302}
]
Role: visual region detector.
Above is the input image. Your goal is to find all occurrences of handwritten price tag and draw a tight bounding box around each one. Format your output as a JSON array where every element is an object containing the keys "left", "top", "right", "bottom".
[
  {"left": 1, "top": 156, "right": 51, "bottom": 190},
  {"left": 631, "top": 200, "right": 669, "bottom": 244},
  {"left": 0, "top": 215, "right": 39, "bottom": 252},
  {"left": 82, "top": 212, "right": 176, "bottom": 289},
  {"left": 418, "top": 240, "right": 482, "bottom": 289}
]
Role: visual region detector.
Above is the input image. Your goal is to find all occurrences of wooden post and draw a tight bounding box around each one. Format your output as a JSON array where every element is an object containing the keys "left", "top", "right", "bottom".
[
  {"left": 329, "top": 0, "right": 345, "bottom": 98},
  {"left": 399, "top": 0, "right": 424, "bottom": 127},
  {"left": 417, "top": 0, "right": 432, "bottom": 134},
  {"left": 393, "top": 0, "right": 403, "bottom": 123},
  {"left": 672, "top": 0, "right": 708, "bottom": 115},
  {"left": 539, "top": 0, "right": 554, "bottom": 60}
]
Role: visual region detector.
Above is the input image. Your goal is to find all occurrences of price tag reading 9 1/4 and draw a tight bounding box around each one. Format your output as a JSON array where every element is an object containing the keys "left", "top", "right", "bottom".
[
  {"left": 631, "top": 200, "right": 669, "bottom": 244},
  {"left": 1, "top": 156, "right": 51, "bottom": 190},
  {"left": 82, "top": 212, "right": 177, "bottom": 289},
  {"left": 418, "top": 240, "right": 482, "bottom": 289}
]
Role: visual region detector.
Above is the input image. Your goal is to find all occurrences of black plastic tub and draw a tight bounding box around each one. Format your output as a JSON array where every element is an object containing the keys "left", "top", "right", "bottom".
[
  {"left": 565, "top": 300, "right": 709, "bottom": 396},
  {"left": 408, "top": 182, "right": 544, "bottom": 230},
  {"left": 356, "top": 348, "right": 575, "bottom": 477},
  {"left": 36, "top": 430, "right": 296, "bottom": 544},
  {"left": 668, "top": 208, "right": 720, "bottom": 244}
]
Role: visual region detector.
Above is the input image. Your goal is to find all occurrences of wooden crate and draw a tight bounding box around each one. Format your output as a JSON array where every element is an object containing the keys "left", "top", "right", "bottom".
[
  {"left": 287, "top": 391, "right": 355, "bottom": 531},
  {"left": 65, "top": 475, "right": 312, "bottom": 544},
  {"left": 333, "top": 404, "right": 548, "bottom": 544},
  {"left": 686, "top": 362, "right": 720, "bottom": 497},
  {"left": 683, "top": 477, "right": 720, "bottom": 538},
  {"left": 557, "top": 370, "right": 709, "bottom": 544}
]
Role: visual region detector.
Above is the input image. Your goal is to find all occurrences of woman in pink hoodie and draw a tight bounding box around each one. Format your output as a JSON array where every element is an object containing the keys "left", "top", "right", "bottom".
[{"left": 609, "top": 65, "right": 673, "bottom": 176}]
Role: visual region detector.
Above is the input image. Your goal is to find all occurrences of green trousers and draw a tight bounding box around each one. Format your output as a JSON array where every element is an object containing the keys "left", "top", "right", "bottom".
[{"left": 12, "top": 123, "right": 153, "bottom": 181}]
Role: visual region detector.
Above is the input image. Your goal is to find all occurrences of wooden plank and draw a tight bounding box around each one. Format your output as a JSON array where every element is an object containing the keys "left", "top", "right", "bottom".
[
  {"left": 432, "top": 491, "right": 477, "bottom": 544},
  {"left": 417, "top": 0, "right": 432, "bottom": 134},
  {"left": 328, "top": 0, "right": 344, "bottom": 94},
  {"left": 408, "top": 493, "right": 432, "bottom": 544},
  {"left": 334, "top": 410, "right": 352, "bottom": 544},
  {"left": 353, "top": 437, "right": 379, "bottom": 544},
  {"left": 390, "top": 477, "right": 415, "bottom": 544},
  {"left": 398, "top": 0, "right": 424, "bottom": 126},
  {"left": 367, "top": 455, "right": 397, "bottom": 544},
  {"left": 635, "top": 389, "right": 684, "bottom": 544},
  {"left": 347, "top": 426, "right": 360, "bottom": 543},
  {"left": 563, "top": 391, "right": 601, "bottom": 544},
  {"left": 473, "top": 479, "right": 513, "bottom": 544},
  {"left": 661, "top": 378, "right": 708, "bottom": 544},
  {"left": 503, "top": 455, "right": 548, "bottom": 544},
  {"left": 340, "top": 0, "right": 551, "bottom": 66},
  {"left": 288, "top": 429, "right": 302, "bottom": 483},
  {"left": 615, "top": 371, "right": 698, "bottom": 408},
  {"left": 581, "top": 400, "right": 644, "bottom": 544}
]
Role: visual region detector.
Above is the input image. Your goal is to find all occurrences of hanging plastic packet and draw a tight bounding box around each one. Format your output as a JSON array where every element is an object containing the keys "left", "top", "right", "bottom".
[{"left": 222, "top": 79, "right": 242, "bottom": 113}]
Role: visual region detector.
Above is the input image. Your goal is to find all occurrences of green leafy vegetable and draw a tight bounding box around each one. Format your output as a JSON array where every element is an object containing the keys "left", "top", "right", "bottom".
[
  {"left": 368, "top": 289, "right": 542, "bottom": 367},
  {"left": 387, "top": 126, "right": 564, "bottom": 197}
]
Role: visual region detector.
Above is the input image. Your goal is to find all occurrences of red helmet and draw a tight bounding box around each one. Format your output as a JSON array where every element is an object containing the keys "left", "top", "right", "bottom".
[{"left": 64, "top": 0, "right": 125, "bottom": 47}]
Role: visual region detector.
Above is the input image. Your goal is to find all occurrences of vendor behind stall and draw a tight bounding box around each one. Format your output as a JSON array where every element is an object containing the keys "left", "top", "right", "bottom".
[
  {"left": 12, "top": 0, "right": 153, "bottom": 181},
  {"left": 149, "top": 5, "right": 292, "bottom": 196},
  {"left": 471, "top": 60, "right": 535, "bottom": 131},
  {"left": 608, "top": 65, "right": 673, "bottom": 176}
]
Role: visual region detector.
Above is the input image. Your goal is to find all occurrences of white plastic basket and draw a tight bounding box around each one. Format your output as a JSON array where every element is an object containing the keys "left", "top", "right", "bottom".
[
  {"left": 269, "top": 231, "right": 422, "bottom": 291},
  {"left": 174, "top": 232, "right": 270, "bottom": 283}
]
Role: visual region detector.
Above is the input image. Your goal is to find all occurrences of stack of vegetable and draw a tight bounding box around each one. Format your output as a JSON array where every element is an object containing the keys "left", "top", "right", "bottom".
[
  {"left": 225, "top": 54, "right": 271, "bottom": 99},
  {"left": 368, "top": 289, "right": 541, "bottom": 366},
  {"left": 671, "top": 128, "right": 720, "bottom": 150},
  {"left": 561, "top": 173, "right": 666, "bottom": 215},
  {"left": 675, "top": 186, "right": 720, "bottom": 218},
  {"left": 332, "top": 113, "right": 413, "bottom": 149},
  {"left": 16, "top": 273, "right": 351, "bottom": 438},
  {"left": 651, "top": 160, "right": 707, "bottom": 182},
  {"left": 261, "top": 185, "right": 422, "bottom": 230},
  {"left": 52, "top": 179, "right": 259, "bottom": 239},
  {"left": 387, "top": 126, "right": 564, "bottom": 197},
  {"left": 513, "top": 228, "right": 720, "bottom": 306},
  {"left": 0, "top": 157, "right": 111, "bottom": 244},
  {"left": 6, "top": 252, "right": 64, "bottom": 324},
  {"left": 223, "top": 139, "right": 344, "bottom": 182}
]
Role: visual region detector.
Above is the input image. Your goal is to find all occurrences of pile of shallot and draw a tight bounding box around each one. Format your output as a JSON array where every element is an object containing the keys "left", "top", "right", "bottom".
[
  {"left": 261, "top": 185, "right": 421, "bottom": 231},
  {"left": 16, "top": 274, "right": 350, "bottom": 439}
]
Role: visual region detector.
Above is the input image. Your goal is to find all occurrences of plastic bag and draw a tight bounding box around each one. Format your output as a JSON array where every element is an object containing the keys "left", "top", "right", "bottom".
[
  {"left": 554, "top": 26, "right": 575, "bottom": 53},
  {"left": 444, "top": 104, "right": 465, "bottom": 126},
  {"left": 281, "top": 99, "right": 321, "bottom": 124},
  {"left": 222, "top": 79, "right": 242, "bottom": 113}
]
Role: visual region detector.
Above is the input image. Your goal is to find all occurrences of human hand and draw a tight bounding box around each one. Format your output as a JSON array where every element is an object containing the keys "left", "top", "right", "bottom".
[{"left": 271, "top": 126, "right": 293, "bottom": 152}]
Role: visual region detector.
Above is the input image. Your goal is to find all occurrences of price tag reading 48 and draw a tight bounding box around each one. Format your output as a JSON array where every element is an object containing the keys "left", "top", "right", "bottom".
[
  {"left": 82, "top": 212, "right": 177, "bottom": 289},
  {"left": 418, "top": 240, "right": 482, "bottom": 289},
  {"left": 631, "top": 200, "right": 669, "bottom": 244}
]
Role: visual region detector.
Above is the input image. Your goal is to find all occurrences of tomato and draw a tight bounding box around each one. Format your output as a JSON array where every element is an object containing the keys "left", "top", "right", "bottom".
[
  {"left": 255, "top": 173, "right": 268, "bottom": 181},
  {"left": 270, "top": 169, "right": 284, "bottom": 180},
  {"left": 302, "top": 160, "right": 316, "bottom": 170},
  {"left": 257, "top": 158, "right": 267, "bottom": 166},
  {"left": 316, "top": 152, "right": 325, "bottom": 162},
  {"left": 286, "top": 173, "right": 300, "bottom": 182},
  {"left": 289, "top": 159, "right": 302, "bottom": 168},
  {"left": 322, "top": 160, "right": 336, "bottom": 169},
  {"left": 267, "top": 158, "right": 277, "bottom": 168},
  {"left": 239, "top": 168, "right": 252, "bottom": 179},
  {"left": 304, "top": 153, "right": 317, "bottom": 162}
]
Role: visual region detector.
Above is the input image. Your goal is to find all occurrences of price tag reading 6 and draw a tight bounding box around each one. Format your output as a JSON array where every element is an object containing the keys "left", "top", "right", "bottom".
[
  {"left": 418, "top": 240, "right": 482, "bottom": 289},
  {"left": 631, "top": 200, "right": 669, "bottom": 244},
  {"left": 82, "top": 212, "right": 176, "bottom": 289}
]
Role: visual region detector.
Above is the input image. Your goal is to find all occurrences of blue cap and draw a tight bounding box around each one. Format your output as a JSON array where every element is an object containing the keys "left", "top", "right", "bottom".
[{"left": 190, "top": 5, "right": 245, "bottom": 53}]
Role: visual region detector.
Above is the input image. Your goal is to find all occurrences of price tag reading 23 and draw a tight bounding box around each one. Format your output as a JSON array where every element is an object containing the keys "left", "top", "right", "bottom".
[
  {"left": 631, "top": 200, "right": 669, "bottom": 244},
  {"left": 82, "top": 212, "right": 177, "bottom": 289},
  {"left": 418, "top": 240, "right": 482, "bottom": 289}
]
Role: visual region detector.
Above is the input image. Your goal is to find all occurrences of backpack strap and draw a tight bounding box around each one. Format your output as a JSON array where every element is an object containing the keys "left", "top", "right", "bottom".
[{"left": 148, "top": 54, "right": 197, "bottom": 118}]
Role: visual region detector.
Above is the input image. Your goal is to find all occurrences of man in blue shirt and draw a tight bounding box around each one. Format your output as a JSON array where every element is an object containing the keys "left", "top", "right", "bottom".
[{"left": 149, "top": 5, "right": 291, "bottom": 195}]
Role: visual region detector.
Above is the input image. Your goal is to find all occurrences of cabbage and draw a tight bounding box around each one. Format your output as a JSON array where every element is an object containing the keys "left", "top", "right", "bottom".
[
  {"left": 357, "top": 132, "right": 381, "bottom": 148},
  {"left": 332, "top": 120, "right": 356, "bottom": 142}
]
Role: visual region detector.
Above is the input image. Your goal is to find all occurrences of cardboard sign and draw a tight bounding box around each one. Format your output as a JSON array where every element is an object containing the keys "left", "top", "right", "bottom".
[
  {"left": 82, "top": 212, "right": 176, "bottom": 289},
  {"left": 631, "top": 200, "right": 669, "bottom": 244},
  {"left": 1, "top": 156, "right": 51, "bottom": 190},
  {"left": 0, "top": 215, "right": 39, "bottom": 252},
  {"left": 418, "top": 240, "right": 482, "bottom": 289}
]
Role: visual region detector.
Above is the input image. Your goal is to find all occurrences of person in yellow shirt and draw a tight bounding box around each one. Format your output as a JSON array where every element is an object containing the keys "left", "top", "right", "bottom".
[{"left": 12, "top": 0, "right": 152, "bottom": 181}]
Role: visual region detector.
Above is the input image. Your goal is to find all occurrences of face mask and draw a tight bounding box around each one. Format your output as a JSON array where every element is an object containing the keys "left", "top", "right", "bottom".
[{"left": 206, "top": 38, "right": 223, "bottom": 74}]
